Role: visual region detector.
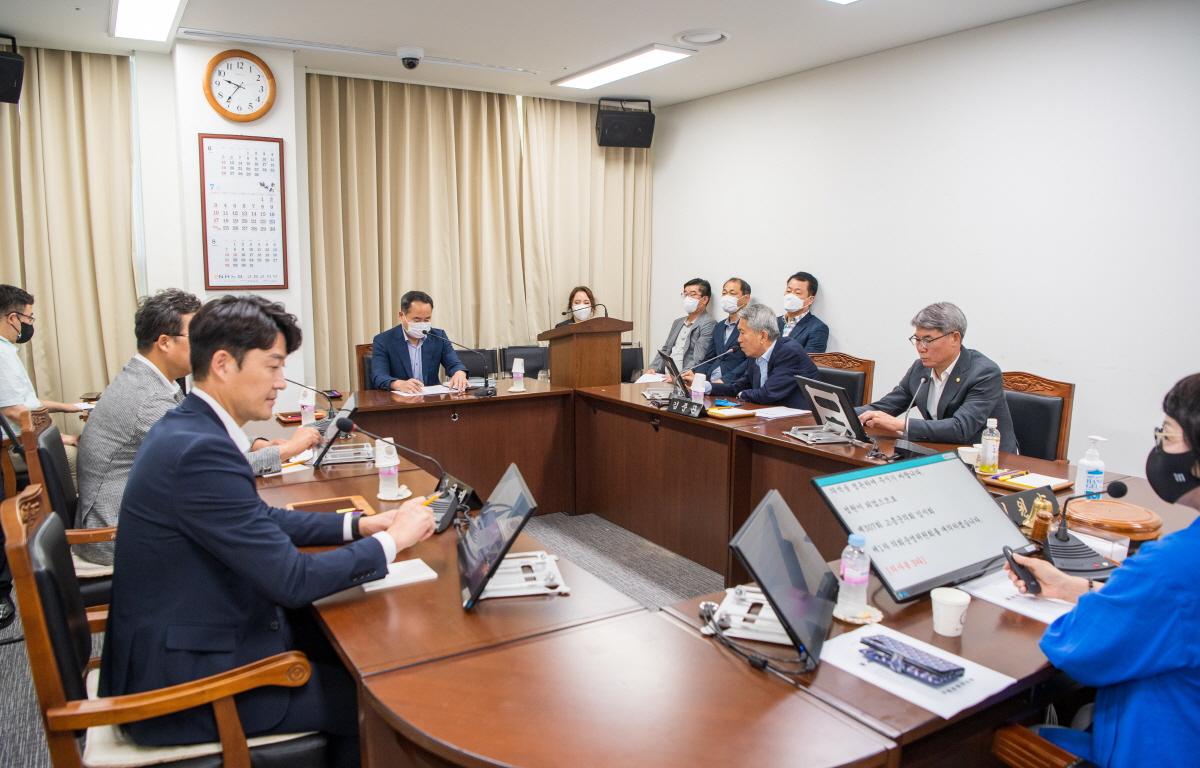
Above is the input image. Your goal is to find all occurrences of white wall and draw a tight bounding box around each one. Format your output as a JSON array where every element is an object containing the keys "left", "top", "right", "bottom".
[{"left": 651, "top": 0, "right": 1200, "bottom": 475}]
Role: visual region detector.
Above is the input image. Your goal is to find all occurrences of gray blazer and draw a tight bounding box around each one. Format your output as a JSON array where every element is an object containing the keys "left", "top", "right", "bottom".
[
  {"left": 857, "top": 347, "right": 1019, "bottom": 453},
  {"left": 648, "top": 315, "right": 716, "bottom": 373},
  {"left": 76, "top": 358, "right": 281, "bottom": 565}
]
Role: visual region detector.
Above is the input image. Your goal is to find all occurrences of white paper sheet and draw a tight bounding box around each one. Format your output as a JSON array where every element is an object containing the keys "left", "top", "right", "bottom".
[
  {"left": 75, "top": 402, "right": 96, "bottom": 411},
  {"left": 362, "top": 558, "right": 438, "bottom": 592},
  {"left": 752, "top": 406, "right": 811, "bottom": 420},
  {"left": 819, "top": 624, "right": 1016, "bottom": 719},
  {"left": 635, "top": 373, "right": 666, "bottom": 384},
  {"left": 1000, "top": 472, "right": 1070, "bottom": 490},
  {"left": 959, "top": 568, "right": 1074, "bottom": 625}
]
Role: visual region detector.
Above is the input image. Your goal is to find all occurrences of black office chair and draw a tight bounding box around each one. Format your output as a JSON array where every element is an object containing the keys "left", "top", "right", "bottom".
[
  {"left": 1002, "top": 372, "right": 1074, "bottom": 461},
  {"left": 1, "top": 484, "right": 329, "bottom": 768},
  {"left": 460, "top": 348, "right": 499, "bottom": 379},
  {"left": 621, "top": 347, "right": 644, "bottom": 383},
  {"left": 501, "top": 346, "right": 547, "bottom": 378},
  {"left": 809, "top": 353, "right": 876, "bottom": 408}
]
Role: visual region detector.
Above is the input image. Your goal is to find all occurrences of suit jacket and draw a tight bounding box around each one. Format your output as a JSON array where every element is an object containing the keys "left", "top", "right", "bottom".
[
  {"left": 370, "top": 326, "right": 466, "bottom": 389},
  {"left": 99, "top": 394, "right": 389, "bottom": 745},
  {"left": 648, "top": 315, "right": 716, "bottom": 373},
  {"left": 694, "top": 317, "right": 749, "bottom": 383},
  {"left": 776, "top": 312, "right": 830, "bottom": 353},
  {"left": 77, "top": 359, "right": 281, "bottom": 565},
  {"left": 710, "top": 337, "right": 819, "bottom": 410},
  {"left": 858, "top": 347, "right": 1019, "bottom": 452}
]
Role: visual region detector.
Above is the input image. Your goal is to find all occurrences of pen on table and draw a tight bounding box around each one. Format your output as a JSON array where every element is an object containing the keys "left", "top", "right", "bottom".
[
  {"left": 421, "top": 493, "right": 443, "bottom": 507},
  {"left": 991, "top": 470, "right": 1029, "bottom": 481},
  {"left": 334, "top": 507, "right": 363, "bottom": 513}
]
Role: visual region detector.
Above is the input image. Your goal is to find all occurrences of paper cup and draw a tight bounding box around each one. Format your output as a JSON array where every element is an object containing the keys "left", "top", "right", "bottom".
[
  {"left": 957, "top": 446, "right": 979, "bottom": 467},
  {"left": 930, "top": 587, "right": 971, "bottom": 637}
]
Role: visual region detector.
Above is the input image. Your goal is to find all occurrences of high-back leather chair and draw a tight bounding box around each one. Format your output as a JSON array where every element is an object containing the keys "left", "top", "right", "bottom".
[
  {"left": 501, "top": 346, "right": 547, "bottom": 379},
  {"left": 1002, "top": 372, "right": 1075, "bottom": 461},
  {"left": 621, "top": 347, "right": 645, "bottom": 383},
  {"left": 1, "top": 484, "right": 328, "bottom": 768},
  {"left": 355, "top": 343, "right": 374, "bottom": 391},
  {"left": 809, "top": 352, "right": 875, "bottom": 407}
]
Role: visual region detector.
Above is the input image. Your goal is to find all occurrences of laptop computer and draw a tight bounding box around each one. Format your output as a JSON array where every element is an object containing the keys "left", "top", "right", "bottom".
[{"left": 457, "top": 464, "right": 539, "bottom": 610}]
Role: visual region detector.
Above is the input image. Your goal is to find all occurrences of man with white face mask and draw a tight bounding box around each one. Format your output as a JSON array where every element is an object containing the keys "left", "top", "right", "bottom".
[
  {"left": 647, "top": 278, "right": 715, "bottom": 375},
  {"left": 370, "top": 290, "right": 467, "bottom": 394},
  {"left": 776, "top": 271, "right": 829, "bottom": 353},
  {"left": 693, "top": 277, "right": 751, "bottom": 384}
]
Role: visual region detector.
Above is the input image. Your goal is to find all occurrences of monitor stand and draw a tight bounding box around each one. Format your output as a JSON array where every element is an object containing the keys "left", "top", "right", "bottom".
[
  {"left": 478, "top": 551, "right": 571, "bottom": 600},
  {"left": 892, "top": 439, "right": 938, "bottom": 460}
]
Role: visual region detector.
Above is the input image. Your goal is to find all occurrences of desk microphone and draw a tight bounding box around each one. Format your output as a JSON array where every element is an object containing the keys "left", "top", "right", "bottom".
[
  {"left": 431, "top": 331, "right": 495, "bottom": 398},
  {"left": 1056, "top": 480, "right": 1128, "bottom": 542},
  {"left": 285, "top": 377, "right": 336, "bottom": 416},
  {"left": 560, "top": 303, "right": 609, "bottom": 318},
  {"left": 683, "top": 348, "right": 735, "bottom": 375},
  {"left": 892, "top": 374, "right": 935, "bottom": 460},
  {"left": 336, "top": 417, "right": 446, "bottom": 479},
  {"left": 1043, "top": 480, "right": 1126, "bottom": 576}
]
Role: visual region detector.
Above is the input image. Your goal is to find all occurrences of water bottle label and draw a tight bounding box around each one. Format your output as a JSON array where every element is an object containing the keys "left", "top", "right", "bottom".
[{"left": 380, "top": 466, "right": 398, "bottom": 478}]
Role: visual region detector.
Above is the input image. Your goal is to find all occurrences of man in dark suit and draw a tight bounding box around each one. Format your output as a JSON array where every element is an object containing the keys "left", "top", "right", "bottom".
[
  {"left": 370, "top": 290, "right": 467, "bottom": 393},
  {"left": 694, "top": 277, "right": 751, "bottom": 384},
  {"left": 100, "top": 296, "right": 436, "bottom": 767},
  {"left": 683, "top": 303, "right": 819, "bottom": 411},
  {"left": 776, "top": 271, "right": 830, "bottom": 353},
  {"left": 857, "top": 301, "right": 1018, "bottom": 452}
]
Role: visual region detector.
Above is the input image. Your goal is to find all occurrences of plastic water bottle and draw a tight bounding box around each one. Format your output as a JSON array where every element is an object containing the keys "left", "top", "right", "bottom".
[
  {"left": 837, "top": 534, "right": 870, "bottom": 615},
  {"left": 690, "top": 372, "right": 707, "bottom": 405},
  {"left": 511, "top": 357, "right": 526, "bottom": 391},
  {"left": 1075, "top": 435, "right": 1107, "bottom": 500},
  {"left": 375, "top": 438, "right": 401, "bottom": 499},
  {"left": 979, "top": 418, "right": 1001, "bottom": 474},
  {"left": 298, "top": 388, "right": 316, "bottom": 426}
]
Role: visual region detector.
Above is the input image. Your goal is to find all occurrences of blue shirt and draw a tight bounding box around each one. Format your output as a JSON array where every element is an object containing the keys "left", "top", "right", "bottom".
[
  {"left": 1038, "top": 515, "right": 1200, "bottom": 767},
  {"left": 752, "top": 340, "right": 777, "bottom": 391},
  {"left": 406, "top": 338, "right": 424, "bottom": 383}
]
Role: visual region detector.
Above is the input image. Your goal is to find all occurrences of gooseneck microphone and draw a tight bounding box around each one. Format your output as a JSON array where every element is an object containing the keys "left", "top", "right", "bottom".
[
  {"left": 286, "top": 377, "right": 335, "bottom": 416},
  {"left": 892, "top": 374, "right": 935, "bottom": 460},
  {"left": 1056, "top": 480, "right": 1128, "bottom": 542},
  {"left": 1043, "top": 480, "right": 1127, "bottom": 576},
  {"left": 431, "top": 330, "right": 495, "bottom": 398},
  {"left": 560, "top": 303, "right": 609, "bottom": 318},
  {"left": 683, "top": 347, "right": 735, "bottom": 375},
  {"left": 337, "top": 417, "right": 446, "bottom": 479}
]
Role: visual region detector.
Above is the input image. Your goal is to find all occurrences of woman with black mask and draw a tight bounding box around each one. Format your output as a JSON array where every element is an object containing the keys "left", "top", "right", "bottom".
[{"left": 1005, "top": 373, "right": 1200, "bottom": 766}]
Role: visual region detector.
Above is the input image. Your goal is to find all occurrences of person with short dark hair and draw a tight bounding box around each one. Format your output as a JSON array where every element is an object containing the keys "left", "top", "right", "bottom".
[
  {"left": 76, "top": 290, "right": 320, "bottom": 566},
  {"left": 648, "top": 278, "right": 715, "bottom": 373},
  {"left": 1004, "top": 374, "right": 1200, "bottom": 766},
  {"left": 694, "top": 277, "right": 752, "bottom": 384},
  {"left": 555, "top": 285, "right": 598, "bottom": 327},
  {"left": 370, "top": 290, "right": 467, "bottom": 393},
  {"left": 776, "top": 271, "right": 830, "bottom": 353},
  {"left": 100, "top": 295, "right": 436, "bottom": 766}
]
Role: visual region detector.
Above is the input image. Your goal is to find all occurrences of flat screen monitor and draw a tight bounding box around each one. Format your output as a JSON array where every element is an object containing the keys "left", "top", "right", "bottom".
[
  {"left": 730, "top": 490, "right": 839, "bottom": 667},
  {"left": 311, "top": 393, "right": 357, "bottom": 468},
  {"left": 659, "top": 355, "right": 690, "bottom": 399},
  {"left": 794, "top": 375, "right": 870, "bottom": 442},
  {"left": 812, "top": 452, "right": 1032, "bottom": 602},
  {"left": 457, "top": 463, "right": 538, "bottom": 610}
]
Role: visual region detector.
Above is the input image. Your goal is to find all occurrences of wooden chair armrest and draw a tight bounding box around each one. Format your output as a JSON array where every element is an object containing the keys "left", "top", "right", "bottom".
[
  {"left": 992, "top": 724, "right": 1084, "bottom": 768},
  {"left": 65, "top": 526, "right": 117, "bottom": 545},
  {"left": 44, "top": 651, "right": 311, "bottom": 731},
  {"left": 86, "top": 605, "right": 108, "bottom": 633}
]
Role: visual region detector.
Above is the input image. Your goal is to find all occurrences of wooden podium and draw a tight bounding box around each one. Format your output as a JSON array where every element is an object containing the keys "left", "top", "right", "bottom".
[{"left": 536, "top": 317, "right": 633, "bottom": 388}]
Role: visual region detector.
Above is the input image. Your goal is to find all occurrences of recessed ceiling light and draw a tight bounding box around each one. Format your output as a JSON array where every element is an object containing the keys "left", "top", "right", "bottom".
[
  {"left": 553, "top": 43, "right": 694, "bottom": 90},
  {"left": 676, "top": 29, "right": 729, "bottom": 47},
  {"left": 112, "top": 0, "right": 188, "bottom": 42},
  {"left": 826, "top": 0, "right": 864, "bottom": 5}
]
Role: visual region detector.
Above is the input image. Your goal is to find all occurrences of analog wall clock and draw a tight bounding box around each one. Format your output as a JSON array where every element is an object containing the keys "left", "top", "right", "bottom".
[{"left": 204, "top": 49, "right": 276, "bottom": 122}]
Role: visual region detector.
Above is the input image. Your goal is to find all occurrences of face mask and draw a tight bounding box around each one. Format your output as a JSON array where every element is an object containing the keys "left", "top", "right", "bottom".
[
  {"left": 719, "top": 295, "right": 740, "bottom": 314},
  {"left": 571, "top": 305, "right": 591, "bottom": 321},
  {"left": 782, "top": 294, "right": 805, "bottom": 313},
  {"left": 14, "top": 320, "right": 33, "bottom": 344},
  {"left": 405, "top": 321, "right": 431, "bottom": 340},
  {"left": 682, "top": 296, "right": 701, "bottom": 314},
  {"left": 1145, "top": 444, "right": 1200, "bottom": 503}
]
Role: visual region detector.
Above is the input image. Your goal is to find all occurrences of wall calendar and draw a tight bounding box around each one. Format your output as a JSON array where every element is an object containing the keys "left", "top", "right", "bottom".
[{"left": 199, "top": 134, "right": 288, "bottom": 290}]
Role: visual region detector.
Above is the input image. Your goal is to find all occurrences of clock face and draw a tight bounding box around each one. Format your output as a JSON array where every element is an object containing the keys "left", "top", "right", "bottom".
[{"left": 205, "top": 50, "right": 275, "bottom": 122}]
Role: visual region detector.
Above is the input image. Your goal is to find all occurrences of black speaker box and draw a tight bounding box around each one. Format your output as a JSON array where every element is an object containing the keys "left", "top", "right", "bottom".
[
  {"left": 596, "top": 100, "right": 655, "bottom": 148},
  {"left": 0, "top": 50, "right": 23, "bottom": 104}
]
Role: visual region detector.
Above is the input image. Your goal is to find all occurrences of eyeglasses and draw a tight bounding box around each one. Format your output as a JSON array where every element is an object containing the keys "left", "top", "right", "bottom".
[
  {"left": 908, "top": 332, "right": 951, "bottom": 349},
  {"left": 11, "top": 311, "right": 34, "bottom": 323}
]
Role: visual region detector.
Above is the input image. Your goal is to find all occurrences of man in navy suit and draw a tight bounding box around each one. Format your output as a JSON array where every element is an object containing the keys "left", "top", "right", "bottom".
[
  {"left": 683, "top": 303, "right": 819, "bottom": 411},
  {"left": 693, "top": 277, "right": 751, "bottom": 384},
  {"left": 100, "top": 296, "right": 436, "bottom": 767},
  {"left": 776, "top": 271, "right": 830, "bottom": 353},
  {"left": 370, "top": 290, "right": 467, "bottom": 393}
]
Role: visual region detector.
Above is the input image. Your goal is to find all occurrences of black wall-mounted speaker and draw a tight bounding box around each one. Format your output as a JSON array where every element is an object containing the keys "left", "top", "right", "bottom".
[
  {"left": 596, "top": 98, "right": 655, "bottom": 148},
  {"left": 0, "top": 35, "right": 23, "bottom": 104}
]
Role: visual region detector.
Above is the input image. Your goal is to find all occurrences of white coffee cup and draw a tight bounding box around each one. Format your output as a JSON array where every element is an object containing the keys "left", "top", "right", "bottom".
[
  {"left": 930, "top": 587, "right": 971, "bottom": 637},
  {"left": 957, "top": 445, "right": 979, "bottom": 467}
]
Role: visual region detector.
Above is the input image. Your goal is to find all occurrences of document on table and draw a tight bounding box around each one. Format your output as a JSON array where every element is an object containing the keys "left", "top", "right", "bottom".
[
  {"left": 394, "top": 384, "right": 453, "bottom": 397},
  {"left": 959, "top": 569, "right": 1074, "bottom": 625},
  {"left": 362, "top": 559, "right": 438, "bottom": 592},
  {"left": 752, "top": 406, "right": 811, "bottom": 420},
  {"left": 74, "top": 402, "right": 96, "bottom": 411},
  {"left": 1001, "top": 472, "right": 1071, "bottom": 490},
  {"left": 635, "top": 372, "right": 666, "bottom": 384},
  {"left": 819, "top": 624, "right": 1016, "bottom": 720}
]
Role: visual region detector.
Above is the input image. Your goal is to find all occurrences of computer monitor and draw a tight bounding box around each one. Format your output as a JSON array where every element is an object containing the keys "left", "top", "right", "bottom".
[
  {"left": 793, "top": 375, "right": 870, "bottom": 443},
  {"left": 730, "top": 490, "right": 839, "bottom": 667},
  {"left": 311, "top": 393, "right": 357, "bottom": 468},
  {"left": 457, "top": 464, "right": 538, "bottom": 610},
  {"left": 659, "top": 355, "right": 690, "bottom": 399},
  {"left": 812, "top": 452, "right": 1033, "bottom": 602}
]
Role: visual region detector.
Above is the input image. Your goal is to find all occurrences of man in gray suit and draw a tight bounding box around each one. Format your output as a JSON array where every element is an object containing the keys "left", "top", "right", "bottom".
[
  {"left": 648, "top": 278, "right": 716, "bottom": 374},
  {"left": 857, "top": 302, "right": 1018, "bottom": 452},
  {"left": 76, "top": 290, "right": 320, "bottom": 565}
]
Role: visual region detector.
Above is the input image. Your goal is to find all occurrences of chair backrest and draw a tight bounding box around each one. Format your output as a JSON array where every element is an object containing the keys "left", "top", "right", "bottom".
[
  {"left": 501, "top": 346, "right": 547, "bottom": 378},
  {"left": 621, "top": 347, "right": 644, "bottom": 383},
  {"left": 1003, "top": 371, "right": 1075, "bottom": 461},
  {"left": 20, "top": 409, "right": 77, "bottom": 529},
  {"left": 355, "top": 343, "right": 373, "bottom": 391},
  {"left": 460, "top": 348, "right": 499, "bottom": 379},
  {"left": 809, "top": 352, "right": 875, "bottom": 407}
]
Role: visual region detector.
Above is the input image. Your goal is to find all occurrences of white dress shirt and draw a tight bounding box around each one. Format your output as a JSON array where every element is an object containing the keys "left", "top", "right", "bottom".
[{"left": 926, "top": 355, "right": 961, "bottom": 418}]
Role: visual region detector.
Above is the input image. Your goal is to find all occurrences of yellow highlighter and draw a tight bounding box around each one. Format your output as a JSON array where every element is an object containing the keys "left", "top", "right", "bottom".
[{"left": 421, "top": 493, "right": 443, "bottom": 507}]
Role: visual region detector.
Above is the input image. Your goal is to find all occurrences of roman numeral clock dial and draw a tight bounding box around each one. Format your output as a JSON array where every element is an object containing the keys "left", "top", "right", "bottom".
[{"left": 204, "top": 49, "right": 276, "bottom": 122}]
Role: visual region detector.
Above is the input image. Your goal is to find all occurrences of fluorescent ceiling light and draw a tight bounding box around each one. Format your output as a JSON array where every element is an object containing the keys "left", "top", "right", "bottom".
[
  {"left": 826, "top": 0, "right": 864, "bottom": 4},
  {"left": 553, "top": 44, "right": 693, "bottom": 90},
  {"left": 113, "top": 0, "right": 188, "bottom": 42}
]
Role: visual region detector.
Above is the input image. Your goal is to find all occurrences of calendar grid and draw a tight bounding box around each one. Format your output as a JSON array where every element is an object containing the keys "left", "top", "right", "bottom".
[{"left": 199, "top": 134, "right": 289, "bottom": 290}]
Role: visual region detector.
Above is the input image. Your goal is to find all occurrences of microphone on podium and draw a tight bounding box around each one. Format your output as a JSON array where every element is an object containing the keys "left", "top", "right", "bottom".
[{"left": 560, "top": 302, "right": 609, "bottom": 318}]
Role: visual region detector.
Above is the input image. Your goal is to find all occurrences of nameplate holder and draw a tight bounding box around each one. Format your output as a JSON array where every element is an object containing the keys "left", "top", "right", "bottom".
[
  {"left": 478, "top": 551, "right": 571, "bottom": 600},
  {"left": 666, "top": 397, "right": 707, "bottom": 419},
  {"left": 699, "top": 584, "right": 792, "bottom": 646}
]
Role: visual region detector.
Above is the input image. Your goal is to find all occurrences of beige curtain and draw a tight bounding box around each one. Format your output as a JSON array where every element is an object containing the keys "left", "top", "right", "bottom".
[
  {"left": 519, "top": 98, "right": 652, "bottom": 350},
  {"left": 307, "top": 74, "right": 524, "bottom": 391},
  {"left": 0, "top": 47, "right": 137, "bottom": 432}
]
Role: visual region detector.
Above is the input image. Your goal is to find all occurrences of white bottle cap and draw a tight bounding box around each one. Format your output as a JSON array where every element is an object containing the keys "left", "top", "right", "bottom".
[
  {"left": 986, "top": 418, "right": 997, "bottom": 427},
  {"left": 512, "top": 357, "right": 525, "bottom": 375},
  {"left": 374, "top": 438, "right": 400, "bottom": 468}
]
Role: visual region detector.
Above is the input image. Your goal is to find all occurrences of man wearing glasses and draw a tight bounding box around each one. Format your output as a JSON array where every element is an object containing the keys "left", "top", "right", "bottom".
[{"left": 857, "top": 301, "right": 1017, "bottom": 452}]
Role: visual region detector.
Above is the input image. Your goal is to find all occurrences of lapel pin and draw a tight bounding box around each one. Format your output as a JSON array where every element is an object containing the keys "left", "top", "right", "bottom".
[{"left": 955, "top": 377, "right": 960, "bottom": 383}]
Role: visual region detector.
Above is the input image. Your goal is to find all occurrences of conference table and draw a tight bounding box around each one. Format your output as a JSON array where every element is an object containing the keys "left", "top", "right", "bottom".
[{"left": 251, "top": 380, "right": 1194, "bottom": 766}]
